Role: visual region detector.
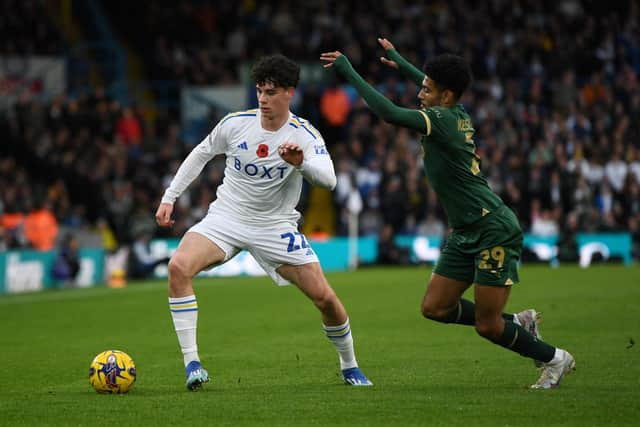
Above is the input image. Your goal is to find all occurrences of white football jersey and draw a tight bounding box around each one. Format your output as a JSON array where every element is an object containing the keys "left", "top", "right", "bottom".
[{"left": 162, "top": 109, "right": 335, "bottom": 224}]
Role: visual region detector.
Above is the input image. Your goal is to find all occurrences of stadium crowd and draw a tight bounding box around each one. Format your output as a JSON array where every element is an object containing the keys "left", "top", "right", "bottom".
[
  {"left": 0, "top": 0, "right": 61, "bottom": 55},
  {"left": 1, "top": 0, "right": 640, "bottom": 263}
]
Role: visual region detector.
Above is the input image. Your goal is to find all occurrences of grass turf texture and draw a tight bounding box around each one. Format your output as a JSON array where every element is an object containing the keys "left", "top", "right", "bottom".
[{"left": 0, "top": 265, "right": 638, "bottom": 426}]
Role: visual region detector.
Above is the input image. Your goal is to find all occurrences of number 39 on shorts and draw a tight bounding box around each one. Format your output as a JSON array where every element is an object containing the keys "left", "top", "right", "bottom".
[{"left": 478, "top": 246, "right": 505, "bottom": 269}]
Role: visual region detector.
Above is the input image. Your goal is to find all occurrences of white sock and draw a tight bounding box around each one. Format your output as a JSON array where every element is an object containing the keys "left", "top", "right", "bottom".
[
  {"left": 169, "top": 295, "right": 200, "bottom": 367},
  {"left": 323, "top": 318, "right": 358, "bottom": 370},
  {"left": 550, "top": 348, "right": 564, "bottom": 364}
]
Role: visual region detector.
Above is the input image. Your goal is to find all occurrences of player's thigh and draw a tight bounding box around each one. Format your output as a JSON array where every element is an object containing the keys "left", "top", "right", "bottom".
[
  {"left": 247, "top": 222, "right": 320, "bottom": 285},
  {"left": 427, "top": 231, "right": 474, "bottom": 309},
  {"left": 423, "top": 273, "right": 471, "bottom": 313},
  {"left": 433, "top": 231, "right": 476, "bottom": 284},
  {"left": 171, "top": 232, "right": 227, "bottom": 276},
  {"left": 173, "top": 210, "right": 244, "bottom": 276}
]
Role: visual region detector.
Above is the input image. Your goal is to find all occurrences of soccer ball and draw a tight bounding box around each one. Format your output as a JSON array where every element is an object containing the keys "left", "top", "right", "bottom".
[{"left": 89, "top": 350, "right": 137, "bottom": 394}]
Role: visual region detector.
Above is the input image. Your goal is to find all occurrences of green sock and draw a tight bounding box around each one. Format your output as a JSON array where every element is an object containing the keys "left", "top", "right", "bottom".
[
  {"left": 440, "top": 299, "right": 516, "bottom": 326},
  {"left": 497, "top": 320, "right": 555, "bottom": 363}
]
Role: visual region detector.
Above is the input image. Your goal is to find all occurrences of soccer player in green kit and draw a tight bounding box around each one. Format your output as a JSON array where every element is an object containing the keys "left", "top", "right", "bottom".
[{"left": 321, "top": 38, "right": 575, "bottom": 389}]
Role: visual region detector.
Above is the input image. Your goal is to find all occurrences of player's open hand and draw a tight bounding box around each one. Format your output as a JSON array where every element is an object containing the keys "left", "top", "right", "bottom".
[
  {"left": 155, "top": 202, "right": 175, "bottom": 228},
  {"left": 378, "top": 37, "right": 398, "bottom": 69},
  {"left": 320, "top": 51, "right": 344, "bottom": 68},
  {"left": 279, "top": 142, "right": 303, "bottom": 166}
]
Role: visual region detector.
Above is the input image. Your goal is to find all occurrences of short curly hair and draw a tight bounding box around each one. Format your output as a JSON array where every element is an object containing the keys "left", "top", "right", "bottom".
[
  {"left": 250, "top": 54, "right": 300, "bottom": 89},
  {"left": 423, "top": 54, "right": 473, "bottom": 99}
]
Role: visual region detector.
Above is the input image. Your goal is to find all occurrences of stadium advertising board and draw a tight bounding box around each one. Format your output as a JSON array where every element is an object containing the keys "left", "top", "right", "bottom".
[
  {"left": 0, "top": 233, "right": 632, "bottom": 293},
  {"left": 0, "top": 248, "right": 104, "bottom": 294}
]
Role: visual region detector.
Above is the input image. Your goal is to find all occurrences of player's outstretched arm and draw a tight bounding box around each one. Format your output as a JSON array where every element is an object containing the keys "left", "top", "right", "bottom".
[
  {"left": 378, "top": 37, "right": 425, "bottom": 86},
  {"left": 160, "top": 137, "right": 217, "bottom": 208},
  {"left": 320, "top": 51, "right": 427, "bottom": 133}
]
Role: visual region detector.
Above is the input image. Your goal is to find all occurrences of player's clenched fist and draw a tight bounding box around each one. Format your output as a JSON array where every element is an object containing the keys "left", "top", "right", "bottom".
[
  {"left": 155, "top": 202, "right": 175, "bottom": 227},
  {"left": 278, "top": 141, "right": 303, "bottom": 166}
]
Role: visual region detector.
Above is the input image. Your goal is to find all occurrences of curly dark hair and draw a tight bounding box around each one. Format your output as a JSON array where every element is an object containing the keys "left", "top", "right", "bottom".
[
  {"left": 250, "top": 54, "right": 300, "bottom": 88},
  {"left": 423, "top": 54, "right": 473, "bottom": 99}
]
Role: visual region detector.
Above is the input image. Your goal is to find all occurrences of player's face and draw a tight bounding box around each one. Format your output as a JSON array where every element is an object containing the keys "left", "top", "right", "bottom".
[
  {"left": 418, "top": 76, "right": 443, "bottom": 109},
  {"left": 256, "top": 82, "right": 294, "bottom": 120}
]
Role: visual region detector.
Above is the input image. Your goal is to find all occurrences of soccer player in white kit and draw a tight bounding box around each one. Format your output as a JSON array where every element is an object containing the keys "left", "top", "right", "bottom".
[{"left": 155, "top": 54, "right": 372, "bottom": 390}]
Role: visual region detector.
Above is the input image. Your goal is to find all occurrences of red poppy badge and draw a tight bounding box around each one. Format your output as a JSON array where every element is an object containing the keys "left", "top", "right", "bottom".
[{"left": 256, "top": 144, "right": 269, "bottom": 158}]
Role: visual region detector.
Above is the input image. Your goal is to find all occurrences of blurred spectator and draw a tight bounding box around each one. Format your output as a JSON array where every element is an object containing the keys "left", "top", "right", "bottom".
[
  {"left": 380, "top": 175, "right": 408, "bottom": 233},
  {"left": 128, "top": 230, "right": 170, "bottom": 280},
  {"left": 0, "top": 226, "right": 7, "bottom": 251},
  {"left": 23, "top": 200, "right": 58, "bottom": 251},
  {"left": 116, "top": 107, "right": 143, "bottom": 154},
  {"left": 320, "top": 84, "right": 351, "bottom": 144},
  {"left": 52, "top": 233, "right": 81, "bottom": 285},
  {"left": 95, "top": 217, "right": 119, "bottom": 252},
  {"left": 417, "top": 212, "right": 446, "bottom": 238},
  {"left": 1, "top": 206, "right": 26, "bottom": 249},
  {"left": 558, "top": 213, "right": 580, "bottom": 263},
  {"left": 377, "top": 224, "right": 409, "bottom": 266},
  {"left": 0, "top": 0, "right": 62, "bottom": 54},
  {"left": 605, "top": 150, "right": 628, "bottom": 194},
  {"left": 530, "top": 199, "right": 560, "bottom": 237}
]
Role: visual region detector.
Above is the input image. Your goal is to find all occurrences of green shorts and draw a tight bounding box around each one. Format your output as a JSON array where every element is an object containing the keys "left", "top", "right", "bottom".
[{"left": 434, "top": 205, "right": 523, "bottom": 286}]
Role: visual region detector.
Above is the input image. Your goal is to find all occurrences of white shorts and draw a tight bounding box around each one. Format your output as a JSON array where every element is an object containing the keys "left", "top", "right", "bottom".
[{"left": 188, "top": 210, "right": 320, "bottom": 285}]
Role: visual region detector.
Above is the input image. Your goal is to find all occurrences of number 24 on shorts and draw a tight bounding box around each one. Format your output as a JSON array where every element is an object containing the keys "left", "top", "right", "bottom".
[{"left": 280, "top": 232, "right": 308, "bottom": 252}]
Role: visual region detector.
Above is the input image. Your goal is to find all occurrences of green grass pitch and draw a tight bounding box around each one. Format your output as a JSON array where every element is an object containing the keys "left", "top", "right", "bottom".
[{"left": 1, "top": 265, "right": 639, "bottom": 426}]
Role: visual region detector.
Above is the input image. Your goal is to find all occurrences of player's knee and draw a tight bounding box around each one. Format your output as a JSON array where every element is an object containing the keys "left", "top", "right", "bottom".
[
  {"left": 421, "top": 302, "right": 449, "bottom": 321},
  {"left": 168, "top": 256, "right": 190, "bottom": 281},
  {"left": 313, "top": 288, "right": 337, "bottom": 313},
  {"left": 475, "top": 319, "right": 502, "bottom": 341}
]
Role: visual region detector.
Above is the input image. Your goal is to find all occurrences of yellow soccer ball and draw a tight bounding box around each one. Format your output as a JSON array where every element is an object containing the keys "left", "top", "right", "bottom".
[{"left": 89, "top": 350, "right": 137, "bottom": 394}]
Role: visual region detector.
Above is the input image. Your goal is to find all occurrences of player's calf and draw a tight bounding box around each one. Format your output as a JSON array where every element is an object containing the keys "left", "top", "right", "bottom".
[{"left": 474, "top": 317, "right": 504, "bottom": 342}]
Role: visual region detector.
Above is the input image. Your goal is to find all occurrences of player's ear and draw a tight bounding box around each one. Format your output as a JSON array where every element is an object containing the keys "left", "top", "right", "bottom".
[
  {"left": 442, "top": 89, "right": 456, "bottom": 105},
  {"left": 286, "top": 87, "right": 295, "bottom": 99}
]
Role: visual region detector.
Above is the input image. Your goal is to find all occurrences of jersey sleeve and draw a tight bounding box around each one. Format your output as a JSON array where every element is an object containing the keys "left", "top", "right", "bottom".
[
  {"left": 387, "top": 49, "right": 425, "bottom": 86},
  {"left": 160, "top": 119, "right": 230, "bottom": 204},
  {"left": 333, "top": 55, "right": 428, "bottom": 134},
  {"left": 202, "top": 115, "right": 232, "bottom": 155},
  {"left": 297, "top": 132, "right": 337, "bottom": 190},
  {"left": 422, "top": 107, "right": 450, "bottom": 139}
]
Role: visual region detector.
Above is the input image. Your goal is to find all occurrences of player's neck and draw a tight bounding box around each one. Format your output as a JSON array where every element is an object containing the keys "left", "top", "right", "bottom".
[{"left": 260, "top": 111, "right": 289, "bottom": 132}]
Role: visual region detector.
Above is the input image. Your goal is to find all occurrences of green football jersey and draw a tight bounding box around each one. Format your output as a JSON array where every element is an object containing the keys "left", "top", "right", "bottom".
[{"left": 418, "top": 104, "right": 504, "bottom": 229}]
